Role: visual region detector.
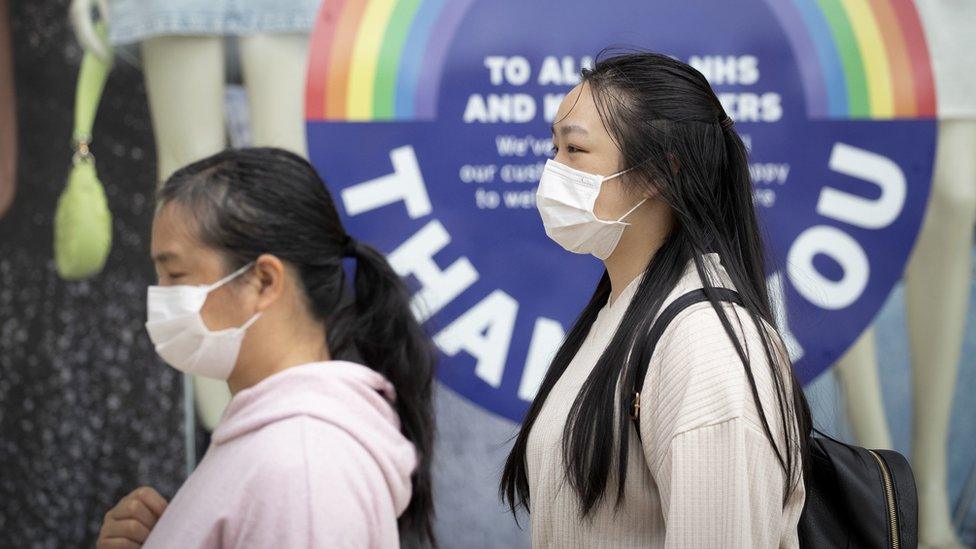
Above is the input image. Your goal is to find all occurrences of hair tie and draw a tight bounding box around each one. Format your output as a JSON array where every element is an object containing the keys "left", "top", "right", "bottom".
[
  {"left": 342, "top": 236, "right": 358, "bottom": 258},
  {"left": 720, "top": 116, "right": 735, "bottom": 130}
]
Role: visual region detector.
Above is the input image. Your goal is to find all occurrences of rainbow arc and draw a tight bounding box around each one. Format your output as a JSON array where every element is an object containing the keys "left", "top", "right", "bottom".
[{"left": 306, "top": 0, "right": 936, "bottom": 121}]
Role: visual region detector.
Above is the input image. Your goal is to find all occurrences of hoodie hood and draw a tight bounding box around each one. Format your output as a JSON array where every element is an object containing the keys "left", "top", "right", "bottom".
[{"left": 211, "top": 360, "right": 417, "bottom": 516}]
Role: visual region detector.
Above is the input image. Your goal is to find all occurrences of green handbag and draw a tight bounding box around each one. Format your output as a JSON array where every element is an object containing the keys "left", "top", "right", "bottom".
[{"left": 54, "top": 22, "right": 113, "bottom": 281}]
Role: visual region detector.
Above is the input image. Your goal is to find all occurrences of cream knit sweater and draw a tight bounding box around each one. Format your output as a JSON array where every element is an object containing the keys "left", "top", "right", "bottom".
[{"left": 525, "top": 253, "right": 805, "bottom": 548}]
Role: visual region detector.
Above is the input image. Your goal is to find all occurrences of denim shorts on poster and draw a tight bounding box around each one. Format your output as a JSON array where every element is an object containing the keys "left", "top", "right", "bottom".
[{"left": 106, "top": 0, "right": 321, "bottom": 45}]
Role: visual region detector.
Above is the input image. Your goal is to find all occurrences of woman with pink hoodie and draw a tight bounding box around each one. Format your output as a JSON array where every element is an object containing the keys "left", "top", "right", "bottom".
[{"left": 95, "top": 148, "right": 436, "bottom": 548}]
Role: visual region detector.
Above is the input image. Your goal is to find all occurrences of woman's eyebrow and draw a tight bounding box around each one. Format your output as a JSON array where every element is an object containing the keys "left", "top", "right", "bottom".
[
  {"left": 151, "top": 251, "right": 178, "bottom": 264},
  {"left": 551, "top": 123, "right": 589, "bottom": 137}
]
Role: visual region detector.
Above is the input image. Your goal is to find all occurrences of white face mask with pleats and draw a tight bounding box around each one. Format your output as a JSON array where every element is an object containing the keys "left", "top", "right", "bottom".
[
  {"left": 144, "top": 262, "right": 261, "bottom": 380},
  {"left": 536, "top": 159, "right": 647, "bottom": 260}
]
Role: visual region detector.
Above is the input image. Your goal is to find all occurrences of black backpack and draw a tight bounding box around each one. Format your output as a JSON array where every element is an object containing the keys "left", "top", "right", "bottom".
[{"left": 629, "top": 287, "right": 919, "bottom": 549}]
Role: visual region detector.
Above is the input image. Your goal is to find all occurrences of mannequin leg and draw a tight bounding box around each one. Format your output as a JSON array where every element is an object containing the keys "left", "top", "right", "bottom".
[
  {"left": 834, "top": 326, "right": 893, "bottom": 449},
  {"left": 0, "top": 0, "right": 16, "bottom": 219},
  {"left": 141, "top": 36, "right": 226, "bottom": 182},
  {"left": 904, "top": 119, "right": 976, "bottom": 548},
  {"left": 141, "top": 36, "right": 232, "bottom": 454},
  {"left": 238, "top": 33, "right": 310, "bottom": 156}
]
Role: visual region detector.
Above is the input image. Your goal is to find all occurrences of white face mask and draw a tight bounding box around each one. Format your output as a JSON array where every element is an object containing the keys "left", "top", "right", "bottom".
[
  {"left": 536, "top": 159, "right": 647, "bottom": 260},
  {"left": 144, "top": 262, "right": 261, "bottom": 380}
]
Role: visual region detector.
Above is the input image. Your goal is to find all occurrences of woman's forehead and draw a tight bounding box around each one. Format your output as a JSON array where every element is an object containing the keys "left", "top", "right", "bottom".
[
  {"left": 554, "top": 83, "right": 591, "bottom": 126},
  {"left": 554, "top": 82, "right": 614, "bottom": 141},
  {"left": 150, "top": 203, "right": 199, "bottom": 261}
]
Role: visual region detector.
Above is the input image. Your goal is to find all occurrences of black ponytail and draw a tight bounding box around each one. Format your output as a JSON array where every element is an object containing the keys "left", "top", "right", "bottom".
[
  {"left": 157, "top": 147, "right": 437, "bottom": 547},
  {"left": 332, "top": 239, "right": 437, "bottom": 548}
]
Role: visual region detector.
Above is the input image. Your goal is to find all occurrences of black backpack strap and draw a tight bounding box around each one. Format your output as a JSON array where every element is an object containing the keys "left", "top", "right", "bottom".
[{"left": 629, "top": 287, "right": 743, "bottom": 437}]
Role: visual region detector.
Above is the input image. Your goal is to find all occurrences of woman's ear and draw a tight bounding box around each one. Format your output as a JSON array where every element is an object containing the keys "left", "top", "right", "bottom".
[
  {"left": 667, "top": 152, "right": 681, "bottom": 175},
  {"left": 252, "top": 254, "right": 286, "bottom": 312},
  {"left": 627, "top": 170, "right": 662, "bottom": 202}
]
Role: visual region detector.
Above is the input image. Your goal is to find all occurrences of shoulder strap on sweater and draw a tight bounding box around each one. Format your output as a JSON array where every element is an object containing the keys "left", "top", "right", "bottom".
[{"left": 629, "top": 287, "right": 744, "bottom": 434}]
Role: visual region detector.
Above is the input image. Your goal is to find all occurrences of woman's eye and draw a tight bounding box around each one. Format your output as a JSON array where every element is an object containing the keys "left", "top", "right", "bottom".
[
  {"left": 169, "top": 273, "right": 185, "bottom": 280},
  {"left": 549, "top": 144, "right": 584, "bottom": 157}
]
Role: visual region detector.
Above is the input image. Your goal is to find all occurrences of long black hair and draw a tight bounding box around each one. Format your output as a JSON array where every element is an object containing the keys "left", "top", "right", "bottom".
[
  {"left": 157, "top": 147, "right": 437, "bottom": 547},
  {"left": 501, "top": 51, "right": 812, "bottom": 518}
]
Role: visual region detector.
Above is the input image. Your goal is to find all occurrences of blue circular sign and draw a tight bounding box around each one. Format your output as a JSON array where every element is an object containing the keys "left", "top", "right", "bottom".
[{"left": 306, "top": 0, "right": 937, "bottom": 421}]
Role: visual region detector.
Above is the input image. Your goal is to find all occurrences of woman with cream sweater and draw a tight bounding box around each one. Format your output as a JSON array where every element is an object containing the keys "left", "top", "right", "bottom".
[{"left": 502, "top": 51, "right": 811, "bottom": 548}]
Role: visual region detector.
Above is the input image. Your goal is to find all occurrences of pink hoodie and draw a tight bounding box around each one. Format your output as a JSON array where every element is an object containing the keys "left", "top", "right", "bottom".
[{"left": 143, "top": 361, "right": 417, "bottom": 549}]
